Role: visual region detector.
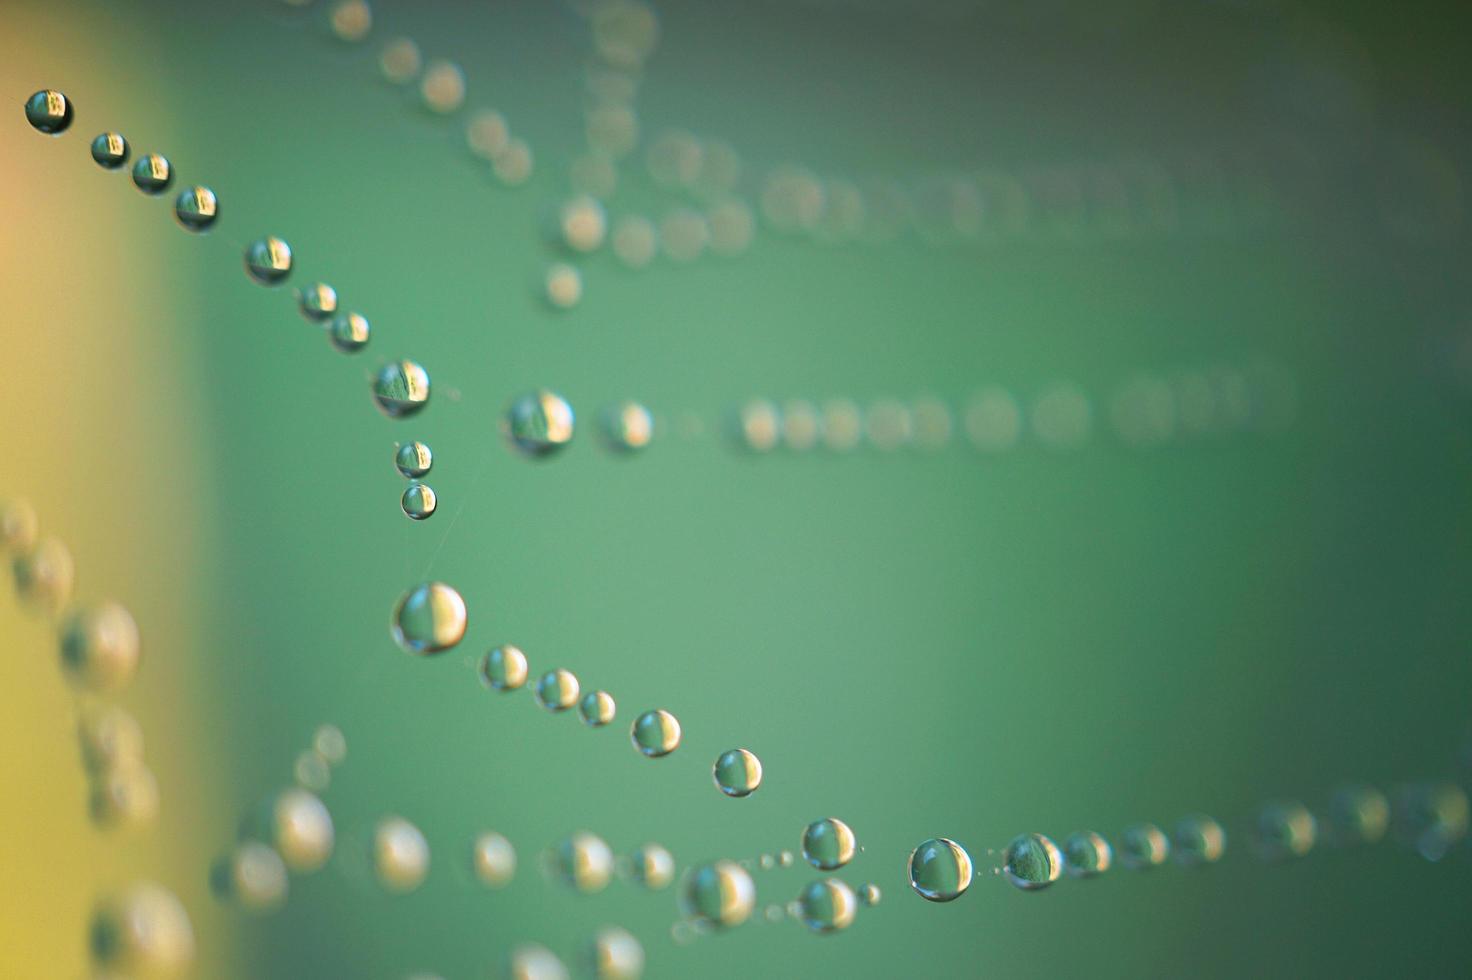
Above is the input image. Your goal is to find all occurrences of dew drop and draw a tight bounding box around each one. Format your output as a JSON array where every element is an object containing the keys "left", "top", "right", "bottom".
[
  {"left": 0, "top": 498, "right": 38, "bottom": 554},
  {"left": 796, "top": 878, "right": 857, "bottom": 933},
  {"left": 379, "top": 36, "right": 421, "bottom": 84},
  {"left": 535, "top": 668, "right": 581, "bottom": 712},
  {"left": 1172, "top": 814, "right": 1227, "bottom": 867},
  {"left": 630, "top": 708, "right": 681, "bottom": 757},
  {"left": 1119, "top": 822, "right": 1171, "bottom": 869},
  {"left": 394, "top": 441, "right": 433, "bottom": 478},
  {"left": 89, "top": 762, "right": 159, "bottom": 831},
  {"left": 90, "top": 882, "right": 194, "bottom": 978},
  {"left": 243, "top": 236, "right": 292, "bottom": 285},
  {"left": 1253, "top": 802, "right": 1317, "bottom": 861},
  {"left": 173, "top": 186, "right": 219, "bottom": 232},
  {"left": 1327, "top": 783, "right": 1389, "bottom": 845},
  {"left": 550, "top": 831, "right": 614, "bottom": 893},
  {"left": 298, "top": 282, "right": 339, "bottom": 322},
  {"left": 400, "top": 483, "right": 437, "bottom": 520},
  {"left": 1002, "top": 833, "right": 1064, "bottom": 891},
  {"left": 471, "top": 831, "right": 516, "bottom": 888},
  {"left": 389, "top": 581, "right": 467, "bottom": 655},
  {"left": 371, "top": 359, "right": 432, "bottom": 418},
  {"left": 24, "top": 89, "right": 73, "bottom": 134},
  {"left": 13, "top": 536, "right": 75, "bottom": 612},
  {"left": 626, "top": 842, "right": 674, "bottom": 890},
  {"left": 419, "top": 59, "right": 465, "bottom": 114},
  {"left": 509, "top": 944, "right": 568, "bottom": 980},
  {"left": 589, "top": 926, "right": 644, "bottom": 980},
  {"left": 907, "top": 837, "right": 972, "bottom": 902},
  {"left": 713, "top": 748, "right": 763, "bottom": 798},
  {"left": 328, "top": 311, "right": 371, "bottom": 353},
  {"left": 250, "top": 788, "right": 334, "bottom": 873},
  {"left": 77, "top": 705, "right": 145, "bottom": 774},
  {"left": 579, "top": 690, "right": 617, "bottom": 727},
  {"left": 681, "top": 860, "right": 755, "bottom": 929},
  {"left": 505, "top": 390, "right": 575, "bottom": 456},
  {"left": 480, "top": 644, "right": 529, "bottom": 691},
  {"left": 131, "top": 153, "right": 173, "bottom": 195},
  {"left": 1062, "top": 830, "right": 1112, "bottom": 878},
  {"left": 858, "top": 882, "right": 881, "bottom": 906},
  {"left": 211, "top": 841, "right": 288, "bottom": 912},
  {"left": 373, "top": 816, "right": 430, "bottom": 893},
  {"left": 90, "top": 132, "right": 129, "bottom": 169},
  {"left": 600, "top": 401, "right": 653, "bottom": 452},
  {"left": 60, "top": 600, "right": 140, "bottom": 692},
  {"left": 801, "top": 818, "right": 855, "bottom": 871}
]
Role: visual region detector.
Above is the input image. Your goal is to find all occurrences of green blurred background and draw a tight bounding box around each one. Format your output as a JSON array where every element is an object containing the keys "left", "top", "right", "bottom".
[{"left": 4, "top": 0, "right": 1472, "bottom": 976}]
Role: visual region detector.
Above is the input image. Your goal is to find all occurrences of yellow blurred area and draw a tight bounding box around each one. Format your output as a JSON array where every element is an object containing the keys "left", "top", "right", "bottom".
[{"left": 1, "top": 3, "right": 233, "bottom": 976}]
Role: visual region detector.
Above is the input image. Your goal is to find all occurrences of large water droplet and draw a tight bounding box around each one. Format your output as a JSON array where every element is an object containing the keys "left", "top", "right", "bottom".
[
  {"left": 506, "top": 390, "right": 575, "bottom": 456},
  {"left": 244, "top": 236, "right": 292, "bottom": 285},
  {"left": 174, "top": 186, "right": 219, "bottom": 232},
  {"left": 373, "top": 816, "right": 430, "bottom": 893},
  {"left": 60, "top": 600, "right": 140, "bottom": 692},
  {"left": 535, "top": 668, "right": 581, "bottom": 712},
  {"left": 1003, "top": 832, "right": 1063, "bottom": 890},
  {"left": 682, "top": 860, "right": 755, "bottom": 929},
  {"left": 908, "top": 837, "right": 972, "bottom": 902},
  {"left": 390, "top": 582, "right": 467, "bottom": 655},
  {"left": 24, "top": 89, "right": 73, "bottom": 135},
  {"left": 481, "top": 645, "right": 528, "bottom": 691},
  {"left": 796, "top": 878, "right": 857, "bottom": 933},
  {"left": 372, "top": 359, "right": 432, "bottom": 418},
  {"left": 713, "top": 748, "right": 763, "bottom": 798},
  {"left": 630, "top": 708, "right": 680, "bottom": 757},
  {"left": 801, "top": 818, "right": 855, "bottom": 871},
  {"left": 1062, "top": 830, "right": 1112, "bottom": 878},
  {"left": 90, "top": 132, "right": 129, "bottom": 169}
]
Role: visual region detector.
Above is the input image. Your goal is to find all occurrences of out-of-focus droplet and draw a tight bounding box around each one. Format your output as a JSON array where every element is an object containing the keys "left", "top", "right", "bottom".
[
  {"left": 509, "top": 944, "right": 568, "bottom": 980},
  {"left": 707, "top": 198, "right": 755, "bottom": 257},
  {"left": 329, "top": 0, "right": 373, "bottom": 42},
  {"left": 298, "top": 282, "right": 338, "bottom": 322},
  {"left": 1032, "top": 382, "right": 1092, "bottom": 448},
  {"left": 1119, "top": 822, "right": 1171, "bottom": 869},
  {"left": 579, "top": 690, "right": 616, "bottom": 727},
  {"left": 964, "top": 388, "right": 1022, "bottom": 452},
  {"left": 1172, "top": 814, "right": 1227, "bottom": 867},
  {"left": 24, "top": 89, "right": 73, "bottom": 134},
  {"left": 472, "top": 831, "right": 516, "bottom": 888},
  {"left": 591, "top": 0, "right": 660, "bottom": 70},
  {"left": 420, "top": 59, "right": 465, "bottom": 114},
  {"left": 660, "top": 208, "right": 709, "bottom": 263},
  {"left": 821, "top": 400, "right": 862, "bottom": 452},
  {"left": 626, "top": 842, "right": 674, "bottom": 890},
  {"left": 244, "top": 236, "right": 292, "bottom": 286},
  {"left": 589, "top": 926, "right": 644, "bottom": 980},
  {"left": 908, "top": 837, "right": 972, "bottom": 902},
  {"left": 373, "top": 816, "right": 430, "bottom": 893},
  {"left": 781, "top": 400, "right": 820, "bottom": 451},
  {"left": 211, "top": 841, "right": 288, "bottom": 912},
  {"left": 506, "top": 390, "right": 576, "bottom": 456},
  {"left": 1327, "top": 783, "right": 1389, "bottom": 845},
  {"left": 1063, "top": 831, "right": 1112, "bottom": 878},
  {"left": 646, "top": 130, "right": 703, "bottom": 188},
  {"left": 390, "top": 581, "right": 466, "bottom": 655},
  {"left": 467, "top": 109, "right": 510, "bottom": 160},
  {"left": 293, "top": 750, "right": 330, "bottom": 791},
  {"left": 90, "top": 762, "right": 159, "bottom": 831},
  {"left": 912, "top": 397, "right": 953, "bottom": 450},
  {"left": 761, "top": 166, "right": 824, "bottom": 234},
  {"left": 571, "top": 153, "right": 618, "bottom": 199},
  {"left": 713, "top": 749, "right": 763, "bottom": 798},
  {"left": 630, "top": 709, "right": 681, "bottom": 757},
  {"left": 535, "top": 668, "right": 580, "bottom": 712},
  {"left": 493, "top": 137, "right": 534, "bottom": 185},
  {"left": 612, "top": 215, "right": 657, "bottom": 269},
  {"left": 13, "top": 537, "right": 75, "bottom": 612},
  {"left": 0, "top": 499, "right": 38, "bottom": 554},
  {"left": 379, "top": 36, "right": 421, "bottom": 84},
  {"left": 131, "top": 153, "right": 173, "bottom": 195},
  {"left": 802, "top": 818, "right": 856, "bottom": 871},
  {"left": 600, "top": 401, "right": 653, "bottom": 452},
  {"left": 77, "top": 705, "right": 144, "bottom": 774},
  {"left": 858, "top": 883, "right": 881, "bottom": 906},
  {"left": 1394, "top": 783, "right": 1469, "bottom": 861},
  {"left": 481, "top": 645, "right": 529, "bottom": 691},
  {"left": 90, "top": 882, "right": 194, "bottom": 978},
  {"left": 682, "top": 860, "right": 755, "bottom": 929},
  {"left": 738, "top": 400, "right": 780, "bottom": 453},
  {"left": 1254, "top": 802, "right": 1317, "bottom": 861},
  {"left": 865, "top": 399, "right": 912, "bottom": 451},
  {"left": 394, "top": 441, "right": 432, "bottom": 478},
  {"left": 60, "top": 601, "right": 140, "bottom": 692},
  {"left": 327, "top": 311, "right": 370, "bottom": 353},
  {"left": 1003, "top": 833, "right": 1064, "bottom": 891},
  {"left": 312, "top": 724, "right": 347, "bottom": 764},
  {"left": 400, "top": 483, "right": 437, "bottom": 520},
  {"left": 371, "top": 359, "right": 432, "bottom": 418},
  {"left": 254, "top": 788, "right": 334, "bottom": 873},
  {"left": 90, "top": 132, "right": 129, "bottom": 169},
  {"left": 550, "top": 831, "right": 614, "bottom": 893},
  {"left": 796, "top": 878, "right": 857, "bottom": 933},
  {"left": 560, "top": 196, "right": 607, "bottom": 253},
  {"left": 545, "top": 262, "right": 584, "bottom": 309},
  {"left": 173, "top": 186, "right": 218, "bottom": 232}
]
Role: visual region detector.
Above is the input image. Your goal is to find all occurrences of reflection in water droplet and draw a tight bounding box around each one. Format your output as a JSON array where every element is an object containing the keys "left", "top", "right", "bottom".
[
  {"left": 131, "top": 153, "right": 173, "bottom": 195},
  {"left": 908, "top": 837, "right": 972, "bottom": 902},
  {"left": 13, "top": 537, "right": 75, "bottom": 612},
  {"left": 509, "top": 944, "right": 568, "bottom": 980},
  {"left": 802, "top": 818, "right": 856, "bottom": 871},
  {"left": 535, "top": 668, "right": 581, "bottom": 712},
  {"left": 627, "top": 842, "right": 675, "bottom": 890},
  {"left": 797, "top": 878, "right": 857, "bottom": 933},
  {"left": 600, "top": 401, "right": 654, "bottom": 452},
  {"left": 244, "top": 236, "right": 293, "bottom": 285},
  {"left": 400, "top": 483, "right": 437, "bottom": 520},
  {"left": 77, "top": 705, "right": 145, "bottom": 774},
  {"left": 90, "top": 762, "right": 159, "bottom": 831},
  {"left": 371, "top": 359, "right": 432, "bottom": 418},
  {"left": 211, "top": 841, "right": 288, "bottom": 912},
  {"left": 1172, "top": 814, "right": 1227, "bottom": 866},
  {"left": 90, "top": 132, "right": 130, "bottom": 169},
  {"left": 1003, "top": 833, "right": 1064, "bottom": 890},
  {"left": 298, "top": 282, "right": 338, "bottom": 322},
  {"left": 589, "top": 926, "right": 644, "bottom": 980},
  {"left": 630, "top": 709, "right": 681, "bottom": 757},
  {"left": 394, "top": 441, "right": 433, "bottom": 478},
  {"left": 174, "top": 186, "right": 219, "bottom": 232},
  {"left": 858, "top": 883, "right": 881, "bottom": 906},
  {"left": 481, "top": 645, "right": 529, "bottom": 691},
  {"left": 682, "top": 860, "right": 755, "bottom": 929},
  {"left": 1254, "top": 802, "right": 1317, "bottom": 861},
  {"left": 329, "top": 311, "right": 371, "bottom": 353},
  {"left": 713, "top": 748, "right": 763, "bottom": 798},
  {"left": 1328, "top": 783, "right": 1389, "bottom": 845},
  {"left": 24, "top": 89, "right": 73, "bottom": 135},
  {"left": 256, "top": 788, "right": 334, "bottom": 873},
  {"left": 506, "top": 390, "right": 576, "bottom": 456},
  {"left": 390, "top": 581, "right": 467, "bottom": 655}
]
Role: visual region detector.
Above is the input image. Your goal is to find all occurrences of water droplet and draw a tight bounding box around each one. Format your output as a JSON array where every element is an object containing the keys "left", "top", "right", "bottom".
[
  {"left": 1119, "top": 822, "right": 1171, "bottom": 869},
  {"left": 912, "top": 397, "right": 953, "bottom": 450},
  {"left": 1003, "top": 833, "right": 1064, "bottom": 891},
  {"left": 471, "top": 831, "right": 516, "bottom": 887},
  {"left": 493, "top": 137, "right": 534, "bottom": 185},
  {"left": 211, "top": 841, "right": 288, "bottom": 912},
  {"left": 1327, "top": 783, "right": 1389, "bottom": 845},
  {"left": 1172, "top": 814, "right": 1227, "bottom": 867},
  {"left": 1062, "top": 830, "right": 1112, "bottom": 878},
  {"left": 757, "top": 854, "right": 775, "bottom": 871},
  {"left": 298, "top": 282, "right": 338, "bottom": 322},
  {"left": 12, "top": 536, "right": 75, "bottom": 612},
  {"left": 89, "top": 762, "right": 159, "bottom": 831},
  {"left": 796, "top": 878, "right": 857, "bottom": 933},
  {"left": 60, "top": 601, "right": 140, "bottom": 692},
  {"left": 545, "top": 262, "right": 584, "bottom": 309},
  {"left": 400, "top": 483, "right": 437, "bottom": 520},
  {"left": 763, "top": 904, "right": 785, "bottom": 923},
  {"left": 738, "top": 400, "right": 780, "bottom": 452},
  {"left": 599, "top": 401, "right": 653, "bottom": 452},
  {"left": 964, "top": 388, "right": 1022, "bottom": 451},
  {"left": 866, "top": 399, "right": 913, "bottom": 451},
  {"left": 534, "top": 668, "right": 580, "bottom": 712},
  {"left": 372, "top": 359, "right": 432, "bottom": 418},
  {"left": 801, "top": 818, "right": 855, "bottom": 871},
  {"left": 560, "top": 196, "right": 608, "bottom": 253},
  {"left": 481, "top": 645, "right": 528, "bottom": 691},
  {"left": 589, "top": 926, "right": 644, "bottom": 980},
  {"left": 0, "top": 499, "right": 38, "bottom": 553},
  {"left": 373, "top": 816, "right": 430, "bottom": 893},
  {"left": 312, "top": 724, "right": 347, "bottom": 764},
  {"left": 612, "top": 215, "right": 657, "bottom": 268},
  {"left": 394, "top": 441, "right": 433, "bottom": 478},
  {"left": 713, "top": 748, "right": 763, "bottom": 798},
  {"left": 379, "top": 37, "right": 421, "bottom": 84},
  {"left": 251, "top": 788, "right": 334, "bottom": 873},
  {"left": 626, "top": 842, "right": 674, "bottom": 890},
  {"left": 90, "top": 882, "right": 194, "bottom": 977},
  {"left": 466, "top": 109, "right": 509, "bottom": 160},
  {"left": 777, "top": 850, "right": 794, "bottom": 868},
  {"left": 390, "top": 581, "right": 467, "bottom": 655},
  {"left": 294, "top": 750, "right": 330, "bottom": 791},
  {"left": 821, "top": 399, "right": 862, "bottom": 452},
  {"left": 630, "top": 708, "right": 681, "bottom": 757},
  {"left": 131, "top": 153, "right": 173, "bottom": 195},
  {"left": 24, "top": 89, "right": 72, "bottom": 135},
  {"left": 244, "top": 236, "right": 292, "bottom": 285},
  {"left": 682, "top": 860, "right": 755, "bottom": 929},
  {"left": 329, "top": 0, "right": 373, "bottom": 42},
  {"left": 550, "top": 831, "right": 614, "bottom": 892},
  {"left": 77, "top": 705, "right": 144, "bottom": 774},
  {"left": 1394, "top": 783, "right": 1469, "bottom": 861},
  {"left": 858, "top": 883, "right": 881, "bottom": 906},
  {"left": 506, "top": 390, "right": 575, "bottom": 456},
  {"left": 579, "top": 690, "right": 617, "bottom": 727},
  {"left": 90, "top": 132, "right": 129, "bottom": 169},
  {"left": 419, "top": 59, "right": 465, "bottom": 114},
  {"left": 509, "top": 944, "right": 568, "bottom": 980},
  {"left": 173, "top": 186, "right": 219, "bottom": 232},
  {"left": 907, "top": 837, "right": 972, "bottom": 902},
  {"left": 328, "top": 311, "right": 371, "bottom": 353},
  {"left": 777, "top": 400, "right": 820, "bottom": 451},
  {"left": 1253, "top": 802, "right": 1317, "bottom": 861}
]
